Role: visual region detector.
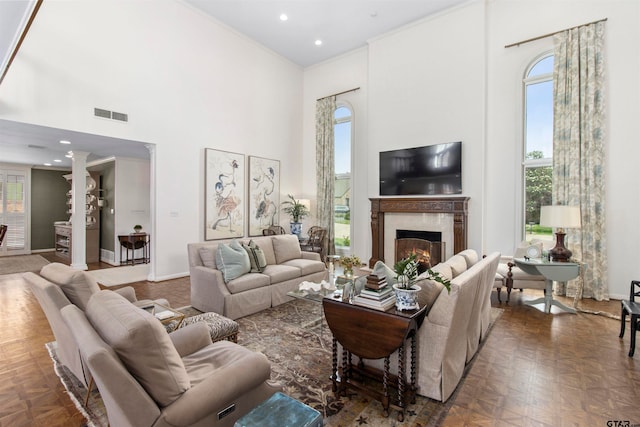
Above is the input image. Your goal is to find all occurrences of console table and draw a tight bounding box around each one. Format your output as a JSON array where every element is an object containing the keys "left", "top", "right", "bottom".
[
  {"left": 514, "top": 258, "right": 580, "bottom": 314},
  {"left": 118, "top": 233, "right": 150, "bottom": 265},
  {"left": 322, "top": 294, "right": 429, "bottom": 421}
]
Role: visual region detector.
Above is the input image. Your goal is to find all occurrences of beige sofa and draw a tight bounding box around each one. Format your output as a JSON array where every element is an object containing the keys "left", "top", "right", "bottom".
[
  {"left": 363, "top": 249, "right": 501, "bottom": 402},
  {"left": 188, "top": 234, "right": 327, "bottom": 320}
]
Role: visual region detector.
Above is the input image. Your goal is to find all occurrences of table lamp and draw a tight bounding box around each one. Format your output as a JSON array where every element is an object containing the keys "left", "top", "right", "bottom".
[{"left": 539, "top": 205, "right": 581, "bottom": 262}]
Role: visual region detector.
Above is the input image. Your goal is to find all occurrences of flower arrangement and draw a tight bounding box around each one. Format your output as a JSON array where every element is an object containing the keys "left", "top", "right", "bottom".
[
  {"left": 339, "top": 254, "right": 362, "bottom": 270},
  {"left": 393, "top": 252, "right": 451, "bottom": 292}
]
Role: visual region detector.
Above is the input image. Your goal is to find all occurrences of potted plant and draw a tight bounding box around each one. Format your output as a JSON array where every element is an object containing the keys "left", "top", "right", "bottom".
[
  {"left": 393, "top": 253, "right": 451, "bottom": 310},
  {"left": 281, "top": 194, "right": 310, "bottom": 237},
  {"left": 133, "top": 224, "right": 143, "bottom": 233},
  {"left": 338, "top": 254, "right": 361, "bottom": 278}
]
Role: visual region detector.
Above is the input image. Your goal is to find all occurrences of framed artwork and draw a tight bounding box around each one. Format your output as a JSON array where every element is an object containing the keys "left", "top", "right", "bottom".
[
  {"left": 205, "top": 148, "right": 245, "bottom": 240},
  {"left": 248, "top": 156, "right": 280, "bottom": 236}
]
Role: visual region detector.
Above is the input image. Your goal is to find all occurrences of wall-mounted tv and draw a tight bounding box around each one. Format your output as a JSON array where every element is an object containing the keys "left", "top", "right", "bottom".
[{"left": 379, "top": 141, "right": 462, "bottom": 196}]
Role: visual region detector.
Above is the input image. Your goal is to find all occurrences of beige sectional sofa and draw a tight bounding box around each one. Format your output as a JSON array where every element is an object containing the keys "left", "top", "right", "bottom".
[
  {"left": 364, "top": 249, "right": 501, "bottom": 402},
  {"left": 188, "top": 234, "right": 327, "bottom": 320}
]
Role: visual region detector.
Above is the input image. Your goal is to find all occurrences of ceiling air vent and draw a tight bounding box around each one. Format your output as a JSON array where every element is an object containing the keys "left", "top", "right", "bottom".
[{"left": 94, "top": 108, "right": 128, "bottom": 123}]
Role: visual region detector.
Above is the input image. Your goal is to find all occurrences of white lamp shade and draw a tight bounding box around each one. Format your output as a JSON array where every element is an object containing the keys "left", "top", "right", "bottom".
[
  {"left": 540, "top": 205, "right": 581, "bottom": 228},
  {"left": 298, "top": 199, "right": 311, "bottom": 211}
]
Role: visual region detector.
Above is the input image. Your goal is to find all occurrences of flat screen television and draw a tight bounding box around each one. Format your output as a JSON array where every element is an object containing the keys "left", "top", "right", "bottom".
[{"left": 379, "top": 141, "right": 462, "bottom": 196}]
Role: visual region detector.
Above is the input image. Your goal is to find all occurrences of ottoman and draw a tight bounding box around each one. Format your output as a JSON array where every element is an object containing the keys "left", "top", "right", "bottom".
[
  {"left": 167, "top": 311, "right": 239, "bottom": 343},
  {"left": 234, "top": 392, "right": 322, "bottom": 427}
]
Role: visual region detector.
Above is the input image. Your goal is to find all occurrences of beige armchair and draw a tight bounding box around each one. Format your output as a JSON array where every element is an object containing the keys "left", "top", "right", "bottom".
[
  {"left": 496, "top": 241, "right": 546, "bottom": 302},
  {"left": 61, "top": 290, "right": 280, "bottom": 427},
  {"left": 26, "top": 262, "right": 169, "bottom": 387}
]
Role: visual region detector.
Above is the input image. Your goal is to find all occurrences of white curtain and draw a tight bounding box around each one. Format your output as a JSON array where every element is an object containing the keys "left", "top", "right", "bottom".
[
  {"left": 552, "top": 21, "right": 607, "bottom": 300},
  {"left": 315, "top": 97, "right": 336, "bottom": 256}
]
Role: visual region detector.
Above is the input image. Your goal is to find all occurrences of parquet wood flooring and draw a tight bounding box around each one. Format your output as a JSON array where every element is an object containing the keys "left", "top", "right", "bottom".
[{"left": 1, "top": 253, "right": 637, "bottom": 426}]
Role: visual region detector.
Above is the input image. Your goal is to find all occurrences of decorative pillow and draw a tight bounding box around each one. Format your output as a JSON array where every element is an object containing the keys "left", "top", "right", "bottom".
[
  {"left": 198, "top": 247, "right": 216, "bottom": 268},
  {"left": 446, "top": 255, "right": 468, "bottom": 278},
  {"left": 242, "top": 240, "right": 267, "bottom": 273},
  {"left": 40, "top": 262, "right": 100, "bottom": 311},
  {"left": 215, "top": 240, "right": 251, "bottom": 282},
  {"left": 372, "top": 260, "right": 396, "bottom": 284},
  {"left": 514, "top": 241, "right": 544, "bottom": 259},
  {"left": 86, "top": 290, "right": 190, "bottom": 407}
]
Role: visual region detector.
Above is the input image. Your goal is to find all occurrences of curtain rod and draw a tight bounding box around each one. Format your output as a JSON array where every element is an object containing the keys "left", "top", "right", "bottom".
[
  {"left": 317, "top": 87, "right": 360, "bottom": 101},
  {"left": 0, "top": 0, "right": 43, "bottom": 86},
  {"left": 504, "top": 18, "right": 607, "bottom": 49}
]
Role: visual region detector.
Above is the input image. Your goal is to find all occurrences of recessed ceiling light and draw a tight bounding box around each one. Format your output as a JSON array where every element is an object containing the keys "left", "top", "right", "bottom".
[
  {"left": 59, "top": 140, "right": 71, "bottom": 145},
  {"left": 53, "top": 159, "right": 62, "bottom": 163},
  {"left": 315, "top": 39, "right": 323, "bottom": 46},
  {"left": 44, "top": 163, "right": 52, "bottom": 166},
  {"left": 279, "top": 13, "right": 288, "bottom": 21}
]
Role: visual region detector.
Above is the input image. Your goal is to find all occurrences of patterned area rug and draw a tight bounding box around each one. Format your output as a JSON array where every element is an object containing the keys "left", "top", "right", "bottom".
[
  {"left": 0, "top": 254, "right": 49, "bottom": 275},
  {"left": 47, "top": 300, "right": 503, "bottom": 426}
]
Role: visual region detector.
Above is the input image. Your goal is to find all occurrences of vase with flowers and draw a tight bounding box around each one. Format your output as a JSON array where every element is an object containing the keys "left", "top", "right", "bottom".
[
  {"left": 338, "top": 254, "right": 361, "bottom": 278},
  {"left": 393, "top": 253, "right": 451, "bottom": 310}
]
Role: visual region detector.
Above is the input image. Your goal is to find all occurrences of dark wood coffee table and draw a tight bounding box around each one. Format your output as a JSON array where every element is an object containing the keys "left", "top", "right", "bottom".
[{"left": 322, "top": 292, "right": 429, "bottom": 421}]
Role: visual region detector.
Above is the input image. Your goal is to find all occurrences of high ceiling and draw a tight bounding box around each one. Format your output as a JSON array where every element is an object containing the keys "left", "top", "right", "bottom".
[
  {"left": 0, "top": 0, "right": 467, "bottom": 168},
  {"left": 184, "top": 0, "right": 468, "bottom": 67}
]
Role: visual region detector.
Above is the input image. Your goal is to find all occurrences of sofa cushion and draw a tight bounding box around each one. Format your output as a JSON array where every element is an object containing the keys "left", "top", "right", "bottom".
[
  {"left": 458, "top": 249, "right": 479, "bottom": 268},
  {"left": 216, "top": 240, "right": 251, "bottom": 282},
  {"left": 86, "top": 290, "right": 190, "bottom": 407},
  {"left": 272, "top": 234, "right": 302, "bottom": 264},
  {"left": 417, "top": 262, "right": 453, "bottom": 282},
  {"left": 241, "top": 240, "right": 267, "bottom": 273},
  {"left": 281, "top": 258, "right": 326, "bottom": 276},
  {"left": 40, "top": 262, "right": 100, "bottom": 311},
  {"left": 199, "top": 247, "right": 217, "bottom": 269},
  {"left": 416, "top": 277, "right": 445, "bottom": 313},
  {"left": 261, "top": 264, "right": 301, "bottom": 283},
  {"left": 243, "top": 236, "right": 277, "bottom": 265},
  {"left": 226, "top": 273, "right": 271, "bottom": 294},
  {"left": 446, "top": 254, "right": 468, "bottom": 277}
]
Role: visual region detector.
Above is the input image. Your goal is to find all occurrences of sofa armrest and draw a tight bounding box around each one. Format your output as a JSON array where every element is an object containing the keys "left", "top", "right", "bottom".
[
  {"left": 190, "top": 266, "right": 229, "bottom": 315},
  {"left": 114, "top": 286, "right": 137, "bottom": 302},
  {"left": 301, "top": 251, "right": 321, "bottom": 262},
  {"left": 169, "top": 322, "right": 212, "bottom": 357}
]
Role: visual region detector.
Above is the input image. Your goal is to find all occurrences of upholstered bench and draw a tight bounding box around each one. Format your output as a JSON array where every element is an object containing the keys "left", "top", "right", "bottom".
[
  {"left": 166, "top": 311, "right": 239, "bottom": 343},
  {"left": 234, "top": 391, "right": 322, "bottom": 427}
]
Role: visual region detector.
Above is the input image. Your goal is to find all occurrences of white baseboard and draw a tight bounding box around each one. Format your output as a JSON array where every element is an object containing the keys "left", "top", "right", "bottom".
[
  {"left": 153, "top": 271, "right": 189, "bottom": 282},
  {"left": 100, "top": 249, "right": 118, "bottom": 266},
  {"left": 32, "top": 248, "right": 55, "bottom": 253}
]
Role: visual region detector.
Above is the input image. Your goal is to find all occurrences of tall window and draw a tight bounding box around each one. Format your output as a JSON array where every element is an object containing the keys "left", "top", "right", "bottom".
[
  {"left": 334, "top": 105, "right": 352, "bottom": 250},
  {"left": 523, "top": 54, "right": 554, "bottom": 241}
]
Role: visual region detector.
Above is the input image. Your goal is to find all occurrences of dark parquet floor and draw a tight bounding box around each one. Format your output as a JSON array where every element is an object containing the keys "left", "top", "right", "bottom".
[{"left": 1, "top": 252, "right": 638, "bottom": 426}]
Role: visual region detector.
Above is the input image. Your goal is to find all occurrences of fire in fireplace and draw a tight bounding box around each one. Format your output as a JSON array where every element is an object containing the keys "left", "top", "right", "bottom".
[{"left": 395, "top": 230, "right": 444, "bottom": 274}]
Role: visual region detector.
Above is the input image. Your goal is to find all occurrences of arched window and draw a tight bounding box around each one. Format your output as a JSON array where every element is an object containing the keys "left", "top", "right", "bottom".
[
  {"left": 334, "top": 105, "right": 352, "bottom": 250},
  {"left": 522, "top": 53, "right": 554, "bottom": 241}
]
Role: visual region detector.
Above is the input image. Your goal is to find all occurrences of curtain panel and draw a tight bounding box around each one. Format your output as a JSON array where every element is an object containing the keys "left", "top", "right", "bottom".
[
  {"left": 552, "top": 21, "right": 607, "bottom": 300},
  {"left": 315, "top": 97, "right": 336, "bottom": 256}
]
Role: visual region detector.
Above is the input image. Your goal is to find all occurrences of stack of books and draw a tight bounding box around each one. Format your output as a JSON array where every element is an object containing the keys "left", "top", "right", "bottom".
[{"left": 353, "top": 274, "right": 396, "bottom": 311}]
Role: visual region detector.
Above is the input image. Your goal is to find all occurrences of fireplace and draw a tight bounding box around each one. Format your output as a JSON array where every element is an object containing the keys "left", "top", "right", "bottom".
[
  {"left": 369, "top": 197, "right": 469, "bottom": 268},
  {"left": 395, "top": 230, "right": 444, "bottom": 273}
]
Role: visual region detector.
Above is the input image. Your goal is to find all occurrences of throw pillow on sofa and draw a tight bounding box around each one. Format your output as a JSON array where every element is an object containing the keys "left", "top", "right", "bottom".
[
  {"left": 215, "top": 240, "right": 251, "bottom": 283},
  {"left": 241, "top": 240, "right": 267, "bottom": 273}
]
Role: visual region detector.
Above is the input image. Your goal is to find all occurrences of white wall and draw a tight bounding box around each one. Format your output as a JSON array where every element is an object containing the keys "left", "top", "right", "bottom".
[{"left": 0, "top": 0, "right": 304, "bottom": 279}]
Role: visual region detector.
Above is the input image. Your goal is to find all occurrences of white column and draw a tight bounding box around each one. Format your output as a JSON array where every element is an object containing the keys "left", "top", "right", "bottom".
[
  {"left": 71, "top": 151, "right": 89, "bottom": 270},
  {"left": 145, "top": 143, "right": 156, "bottom": 281}
]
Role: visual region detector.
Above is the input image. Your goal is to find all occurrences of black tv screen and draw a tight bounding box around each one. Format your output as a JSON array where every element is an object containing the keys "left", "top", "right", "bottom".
[{"left": 379, "top": 141, "right": 462, "bottom": 196}]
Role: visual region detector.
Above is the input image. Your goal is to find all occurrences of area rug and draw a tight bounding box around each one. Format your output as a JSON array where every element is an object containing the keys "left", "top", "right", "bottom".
[
  {"left": 0, "top": 254, "right": 49, "bottom": 274},
  {"left": 47, "top": 300, "right": 503, "bottom": 426},
  {"left": 86, "top": 264, "right": 150, "bottom": 287}
]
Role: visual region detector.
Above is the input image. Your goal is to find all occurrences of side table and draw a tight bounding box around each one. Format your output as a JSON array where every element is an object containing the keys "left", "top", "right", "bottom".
[
  {"left": 322, "top": 294, "right": 428, "bottom": 421},
  {"left": 119, "top": 233, "right": 150, "bottom": 265},
  {"left": 514, "top": 257, "right": 581, "bottom": 314}
]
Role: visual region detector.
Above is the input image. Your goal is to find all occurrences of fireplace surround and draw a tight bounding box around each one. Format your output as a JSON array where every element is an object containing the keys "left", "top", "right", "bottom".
[{"left": 369, "top": 197, "right": 469, "bottom": 268}]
